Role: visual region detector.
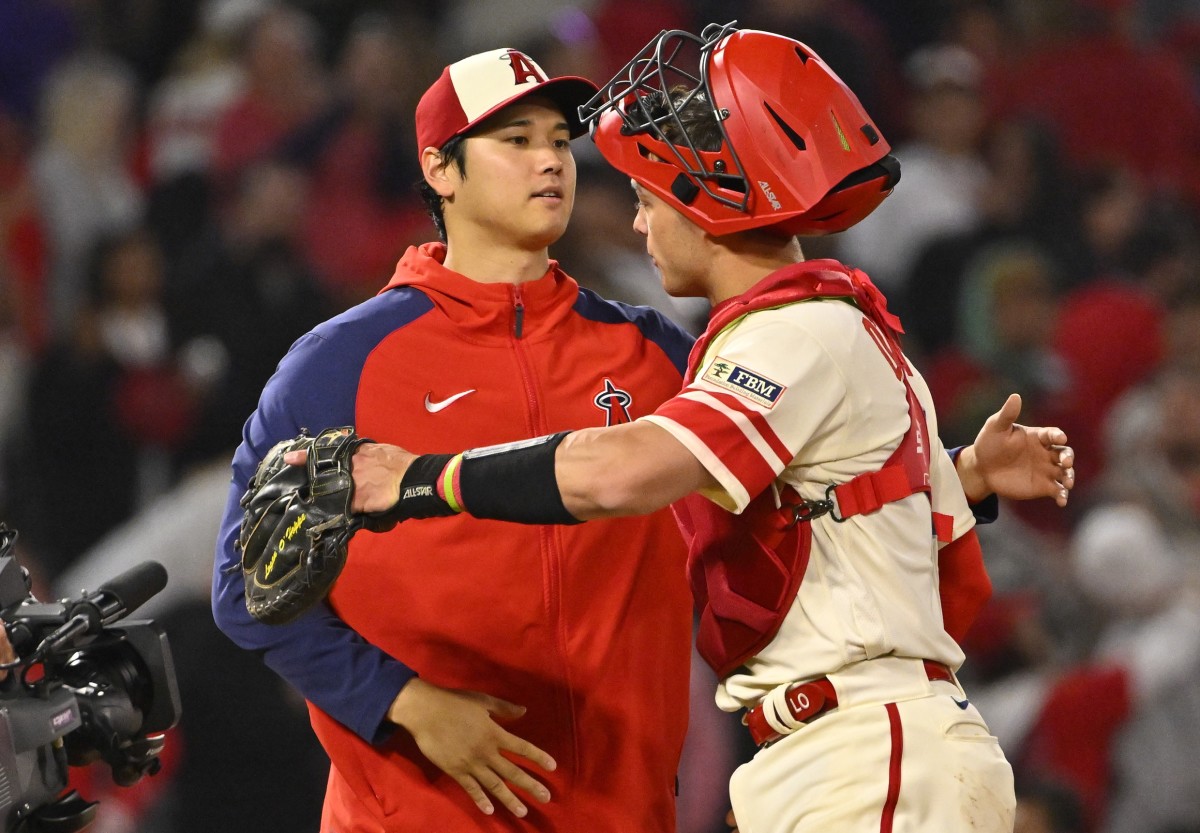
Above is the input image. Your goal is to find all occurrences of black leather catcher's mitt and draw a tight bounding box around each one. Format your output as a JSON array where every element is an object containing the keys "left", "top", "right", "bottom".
[{"left": 237, "top": 427, "right": 372, "bottom": 624}]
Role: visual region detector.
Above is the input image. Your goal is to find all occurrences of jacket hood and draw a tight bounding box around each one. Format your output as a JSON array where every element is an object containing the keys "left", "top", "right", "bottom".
[{"left": 381, "top": 242, "right": 580, "bottom": 341}]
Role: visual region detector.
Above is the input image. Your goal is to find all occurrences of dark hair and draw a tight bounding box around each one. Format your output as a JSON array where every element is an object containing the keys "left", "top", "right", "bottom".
[
  {"left": 649, "top": 86, "right": 724, "bottom": 153},
  {"left": 416, "top": 135, "right": 467, "bottom": 243}
]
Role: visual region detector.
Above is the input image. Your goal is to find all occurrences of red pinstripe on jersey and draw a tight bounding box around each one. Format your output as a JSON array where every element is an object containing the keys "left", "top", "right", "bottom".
[{"left": 880, "top": 702, "right": 904, "bottom": 833}]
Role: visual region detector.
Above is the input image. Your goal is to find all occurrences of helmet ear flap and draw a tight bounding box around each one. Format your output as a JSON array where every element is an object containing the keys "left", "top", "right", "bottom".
[
  {"left": 881, "top": 154, "right": 899, "bottom": 183},
  {"left": 778, "top": 153, "right": 902, "bottom": 234},
  {"left": 840, "top": 154, "right": 900, "bottom": 192}
]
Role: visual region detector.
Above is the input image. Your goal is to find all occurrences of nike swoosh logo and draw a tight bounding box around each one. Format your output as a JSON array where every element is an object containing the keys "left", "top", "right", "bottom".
[
  {"left": 424, "top": 389, "right": 476, "bottom": 413},
  {"left": 953, "top": 697, "right": 970, "bottom": 710}
]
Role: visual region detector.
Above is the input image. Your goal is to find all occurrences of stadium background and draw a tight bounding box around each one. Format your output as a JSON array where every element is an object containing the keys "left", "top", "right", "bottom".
[{"left": 1, "top": 1, "right": 1198, "bottom": 831}]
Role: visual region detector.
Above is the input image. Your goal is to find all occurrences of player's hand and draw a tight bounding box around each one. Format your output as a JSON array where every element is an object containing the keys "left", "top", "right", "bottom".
[
  {"left": 958, "top": 393, "right": 1075, "bottom": 505},
  {"left": 387, "top": 678, "right": 556, "bottom": 817},
  {"left": 0, "top": 626, "right": 15, "bottom": 681},
  {"left": 283, "top": 441, "right": 417, "bottom": 513},
  {"left": 726, "top": 808, "right": 739, "bottom": 833}
]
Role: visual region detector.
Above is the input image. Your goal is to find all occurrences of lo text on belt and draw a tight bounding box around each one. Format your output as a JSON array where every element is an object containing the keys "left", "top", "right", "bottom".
[{"left": 743, "top": 659, "right": 955, "bottom": 747}]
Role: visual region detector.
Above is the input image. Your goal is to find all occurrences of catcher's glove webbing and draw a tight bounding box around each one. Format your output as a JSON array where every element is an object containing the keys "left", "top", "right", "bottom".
[{"left": 237, "top": 427, "right": 374, "bottom": 624}]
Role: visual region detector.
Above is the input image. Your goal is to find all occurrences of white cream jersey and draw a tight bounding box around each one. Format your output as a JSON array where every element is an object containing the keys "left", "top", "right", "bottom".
[{"left": 642, "top": 297, "right": 974, "bottom": 711}]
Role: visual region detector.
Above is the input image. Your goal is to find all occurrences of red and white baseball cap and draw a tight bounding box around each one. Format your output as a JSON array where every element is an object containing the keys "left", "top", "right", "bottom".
[{"left": 415, "top": 48, "right": 599, "bottom": 153}]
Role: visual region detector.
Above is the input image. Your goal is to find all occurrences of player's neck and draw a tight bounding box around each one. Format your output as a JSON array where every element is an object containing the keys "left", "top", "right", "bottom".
[
  {"left": 442, "top": 237, "right": 552, "bottom": 285},
  {"left": 705, "top": 236, "right": 804, "bottom": 305}
]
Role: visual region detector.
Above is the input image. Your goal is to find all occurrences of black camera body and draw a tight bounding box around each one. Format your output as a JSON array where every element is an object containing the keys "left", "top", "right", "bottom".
[{"left": 0, "top": 525, "right": 181, "bottom": 832}]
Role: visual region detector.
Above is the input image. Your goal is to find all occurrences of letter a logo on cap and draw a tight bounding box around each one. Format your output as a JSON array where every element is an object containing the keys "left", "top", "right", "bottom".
[
  {"left": 506, "top": 50, "right": 547, "bottom": 85},
  {"left": 415, "top": 47, "right": 598, "bottom": 153}
]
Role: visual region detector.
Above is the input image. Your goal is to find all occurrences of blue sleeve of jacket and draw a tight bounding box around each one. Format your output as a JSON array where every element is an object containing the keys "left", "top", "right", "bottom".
[
  {"left": 573, "top": 288, "right": 695, "bottom": 376},
  {"left": 212, "top": 297, "right": 428, "bottom": 743}
]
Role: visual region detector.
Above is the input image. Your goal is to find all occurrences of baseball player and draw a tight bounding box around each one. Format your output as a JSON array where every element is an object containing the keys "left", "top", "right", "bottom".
[
  {"left": 324, "top": 25, "right": 1076, "bottom": 832},
  {"left": 213, "top": 48, "right": 697, "bottom": 831}
]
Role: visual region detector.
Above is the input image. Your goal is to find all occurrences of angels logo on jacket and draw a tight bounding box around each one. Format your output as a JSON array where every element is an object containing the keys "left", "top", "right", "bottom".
[{"left": 593, "top": 378, "right": 633, "bottom": 425}]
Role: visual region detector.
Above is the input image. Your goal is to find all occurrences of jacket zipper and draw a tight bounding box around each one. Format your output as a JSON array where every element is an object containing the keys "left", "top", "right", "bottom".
[
  {"left": 507, "top": 284, "right": 537, "bottom": 429},
  {"left": 513, "top": 283, "right": 525, "bottom": 339},
  {"left": 506, "top": 281, "right": 578, "bottom": 783}
]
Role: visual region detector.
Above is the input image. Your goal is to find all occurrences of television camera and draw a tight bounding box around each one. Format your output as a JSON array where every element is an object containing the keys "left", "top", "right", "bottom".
[{"left": 0, "top": 524, "right": 181, "bottom": 832}]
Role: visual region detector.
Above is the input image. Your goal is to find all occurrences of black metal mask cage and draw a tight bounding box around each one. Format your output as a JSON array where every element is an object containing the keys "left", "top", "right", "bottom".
[{"left": 577, "top": 21, "right": 753, "bottom": 214}]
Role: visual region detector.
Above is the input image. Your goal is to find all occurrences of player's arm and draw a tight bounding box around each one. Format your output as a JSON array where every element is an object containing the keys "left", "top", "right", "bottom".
[
  {"left": 936, "top": 530, "right": 991, "bottom": 642},
  {"left": 340, "top": 393, "right": 1075, "bottom": 525},
  {"left": 217, "top": 333, "right": 554, "bottom": 818},
  {"left": 213, "top": 334, "right": 417, "bottom": 743},
  {"left": 923, "top": 410, "right": 995, "bottom": 641},
  {"left": 216, "top": 480, "right": 555, "bottom": 818},
  {"left": 557, "top": 422, "right": 718, "bottom": 517},
  {"left": 344, "top": 419, "right": 716, "bottom": 523},
  {"left": 954, "top": 393, "right": 1075, "bottom": 506},
  {"left": 213, "top": 482, "right": 415, "bottom": 733}
]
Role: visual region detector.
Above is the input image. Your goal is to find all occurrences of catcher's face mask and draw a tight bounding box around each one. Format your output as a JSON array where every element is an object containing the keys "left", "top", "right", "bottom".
[{"left": 578, "top": 22, "right": 901, "bottom": 237}]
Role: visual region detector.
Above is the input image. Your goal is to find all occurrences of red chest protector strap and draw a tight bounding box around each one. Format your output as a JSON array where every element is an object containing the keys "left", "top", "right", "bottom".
[
  {"left": 818, "top": 381, "right": 953, "bottom": 544},
  {"left": 681, "top": 262, "right": 953, "bottom": 679}
]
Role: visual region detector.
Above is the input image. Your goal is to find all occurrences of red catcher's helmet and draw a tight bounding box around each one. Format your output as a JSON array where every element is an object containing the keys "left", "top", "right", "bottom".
[{"left": 578, "top": 22, "right": 900, "bottom": 236}]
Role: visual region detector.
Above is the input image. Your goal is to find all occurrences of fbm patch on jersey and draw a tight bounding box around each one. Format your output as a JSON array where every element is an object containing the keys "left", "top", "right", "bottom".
[{"left": 701, "top": 358, "right": 786, "bottom": 408}]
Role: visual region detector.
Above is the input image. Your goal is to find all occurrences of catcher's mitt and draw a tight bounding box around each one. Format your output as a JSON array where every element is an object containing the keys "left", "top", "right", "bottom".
[{"left": 237, "top": 426, "right": 376, "bottom": 624}]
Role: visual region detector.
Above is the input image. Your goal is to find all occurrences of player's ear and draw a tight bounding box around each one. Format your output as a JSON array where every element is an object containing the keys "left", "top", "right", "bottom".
[{"left": 421, "top": 146, "right": 456, "bottom": 198}]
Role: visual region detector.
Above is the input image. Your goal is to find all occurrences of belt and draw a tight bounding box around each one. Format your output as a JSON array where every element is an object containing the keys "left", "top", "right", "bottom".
[{"left": 744, "top": 660, "right": 955, "bottom": 747}]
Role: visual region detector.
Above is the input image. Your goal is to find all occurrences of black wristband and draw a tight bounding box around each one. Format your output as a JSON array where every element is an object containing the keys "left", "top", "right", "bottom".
[
  {"left": 458, "top": 432, "right": 581, "bottom": 525},
  {"left": 394, "top": 453, "right": 458, "bottom": 519}
]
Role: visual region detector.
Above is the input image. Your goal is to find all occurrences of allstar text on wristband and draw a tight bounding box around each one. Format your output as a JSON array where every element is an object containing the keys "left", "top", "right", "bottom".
[{"left": 397, "top": 432, "right": 580, "bottom": 525}]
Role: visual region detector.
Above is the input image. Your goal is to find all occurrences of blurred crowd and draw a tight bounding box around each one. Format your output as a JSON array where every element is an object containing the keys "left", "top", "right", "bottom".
[{"left": 1, "top": 0, "right": 1198, "bottom": 832}]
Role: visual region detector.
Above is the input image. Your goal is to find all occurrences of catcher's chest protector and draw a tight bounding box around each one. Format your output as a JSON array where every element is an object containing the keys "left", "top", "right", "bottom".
[{"left": 679, "top": 264, "right": 941, "bottom": 679}]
